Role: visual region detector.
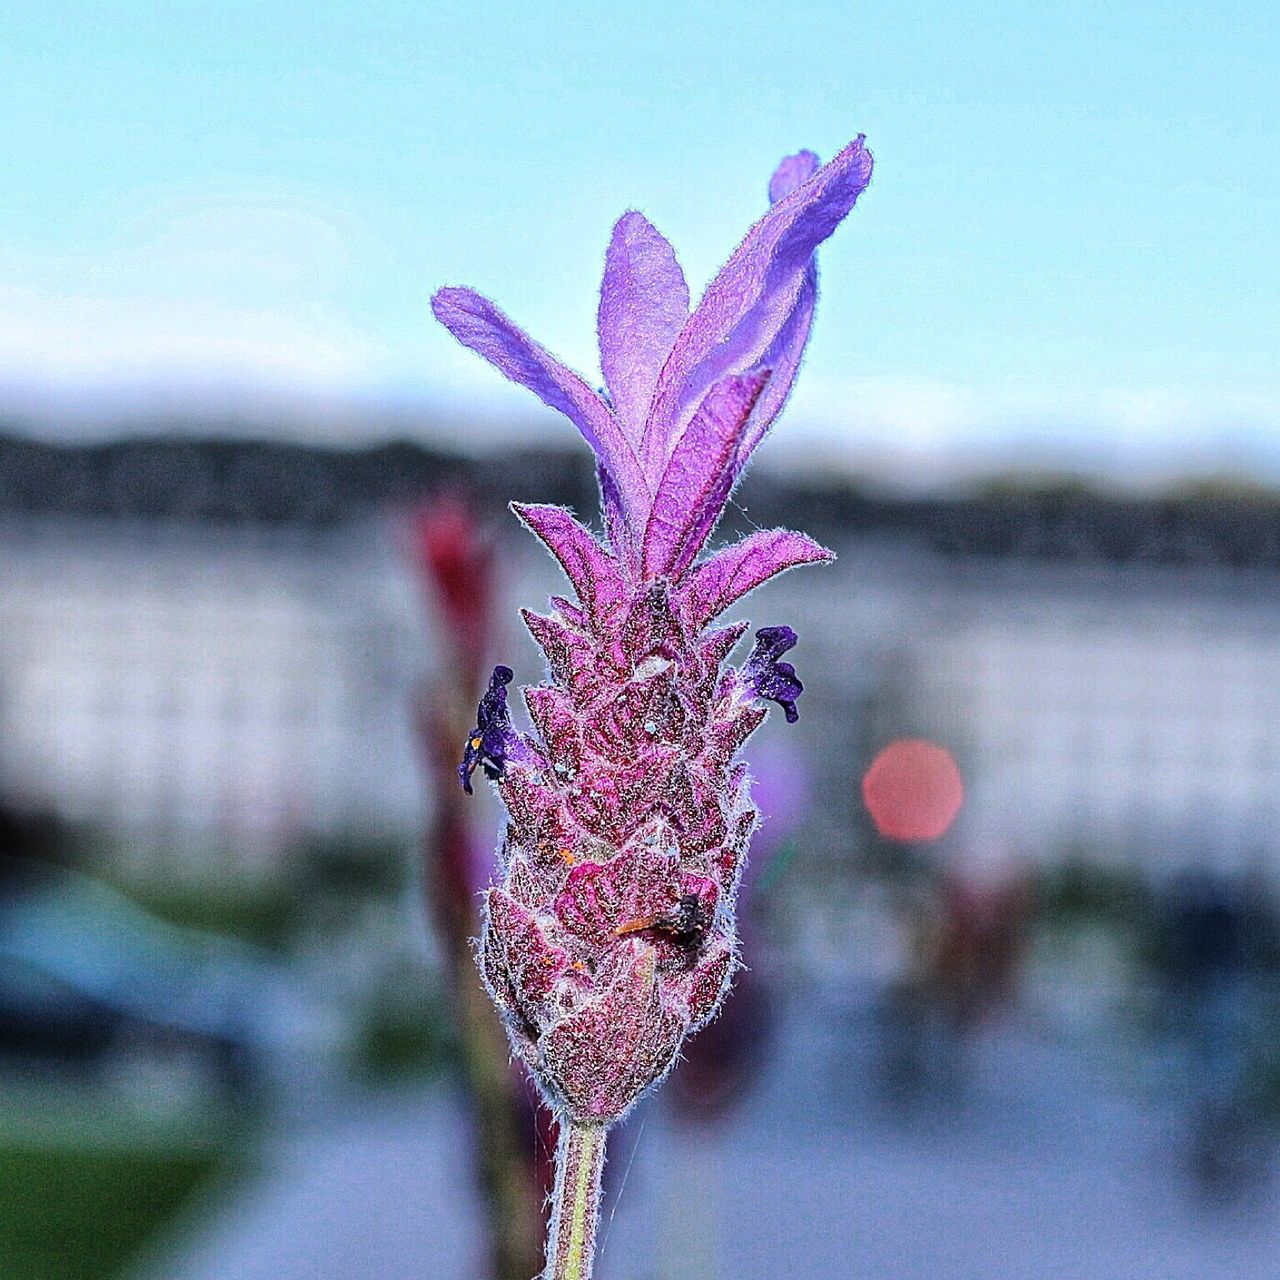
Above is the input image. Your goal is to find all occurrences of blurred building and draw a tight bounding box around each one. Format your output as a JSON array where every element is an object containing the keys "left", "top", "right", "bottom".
[
  {"left": 736, "top": 478, "right": 1280, "bottom": 878},
  {"left": 0, "top": 436, "right": 598, "bottom": 877},
  {"left": 0, "top": 514, "right": 414, "bottom": 872},
  {"left": 856, "top": 554, "right": 1280, "bottom": 872},
  {"left": 3, "top": 434, "right": 1280, "bottom": 880}
]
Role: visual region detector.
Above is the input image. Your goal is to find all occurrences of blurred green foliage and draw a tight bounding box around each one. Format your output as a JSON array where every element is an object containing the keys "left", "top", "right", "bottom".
[
  {"left": 131, "top": 835, "right": 411, "bottom": 954},
  {"left": 1037, "top": 855, "right": 1150, "bottom": 927},
  {"left": 352, "top": 984, "right": 453, "bottom": 1084},
  {"left": 0, "top": 1143, "right": 228, "bottom": 1280},
  {"left": 130, "top": 883, "right": 297, "bottom": 952}
]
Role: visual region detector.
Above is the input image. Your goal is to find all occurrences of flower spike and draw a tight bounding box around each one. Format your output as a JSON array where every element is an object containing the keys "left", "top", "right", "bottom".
[{"left": 432, "top": 135, "right": 871, "bottom": 1280}]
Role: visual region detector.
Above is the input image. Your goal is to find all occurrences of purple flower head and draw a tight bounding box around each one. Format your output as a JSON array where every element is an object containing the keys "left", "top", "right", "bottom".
[
  {"left": 743, "top": 625, "right": 804, "bottom": 724},
  {"left": 434, "top": 139, "right": 871, "bottom": 1133}
]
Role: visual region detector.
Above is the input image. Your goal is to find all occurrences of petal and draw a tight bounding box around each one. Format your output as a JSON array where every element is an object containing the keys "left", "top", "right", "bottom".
[
  {"left": 459, "top": 665, "right": 519, "bottom": 794},
  {"left": 523, "top": 684, "right": 581, "bottom": 774},
  {"left": 595, "top": 462, "right": 634, "bottom": 564},
  {"left": 638, "top": 151, "right": 819, "bottom": 514},
  {"left": 597, "top": 212, "right": 690, "bottom": 442},
  {"left": 698, "top": 620, "right": 750, "bottom": 670},
  {"left": 568, "top": 748, "right": 678, "bottom": 843},
  {"left": 706, "top": 700, "right": 767, "bottom": 764},
  {"left": 553, "top": 848, "right": 683, "bottom": 947},
  {"left": 431, "top": 286, "right": 648, "bottom": 519},
  {"left": 501, "top": 772, "right": 577, "bottom": 867},
  {"left": 664, "top": 764, "right": 728, "bottom": 855},
  {"left": 641, "top": 370, "right": 770, "bottom": 579},
  {"left": 510, "top": 502, "right": 628, "bottom": 622},
  {"left": 591, "top": 666, "right": 681, "bottom": 751},
  {"left": 617, "top": 577, "right": 683, "bottom": 659},
  {"left": 768, "top": 149, "right": 820, "bottom": 204},
  {"left": 685, "top": 935, "right": 736, "bottom": 1029},
  {"left": 679, "top": 528, "right": 835, "bottom": 626},
  {"left": 714, "top": 802, "right": 758, "bottom": 897},
  {"left": 736, "top": 261, "right": 816, "bottom": 468},
  {"left": 742, "top": 625, "right": 805, "bottom": 723},
  {"left": 641, "top": 136, "right": 873, "bottom": 472},
  {"left": 553, "top": 861, "right": 620, "bottom": 946}
]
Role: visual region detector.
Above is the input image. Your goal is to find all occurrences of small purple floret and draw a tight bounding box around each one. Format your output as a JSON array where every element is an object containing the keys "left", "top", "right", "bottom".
[
  {"left": 743, "top": 626, "right": 804, "bottom": 723},
  {"left": 460, "top": 664, "right": 516, "bottom": 794}
]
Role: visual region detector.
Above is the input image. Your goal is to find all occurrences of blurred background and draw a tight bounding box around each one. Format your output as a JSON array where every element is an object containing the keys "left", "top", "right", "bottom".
[{"left": 3, "top": 2, "right": 1280, "bottom": 1278}]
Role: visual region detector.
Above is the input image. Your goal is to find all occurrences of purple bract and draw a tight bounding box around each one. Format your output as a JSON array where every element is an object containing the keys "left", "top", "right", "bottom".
[{"left": 433, "top": 137, "right": 872, "bottom": 1128}]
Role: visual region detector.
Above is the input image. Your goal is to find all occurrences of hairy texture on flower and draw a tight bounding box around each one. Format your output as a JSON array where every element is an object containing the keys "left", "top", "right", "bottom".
[
  {"left": 434, "top": 139, "right": 872, "bottom": 1125},
  {"left": 474, "top": 563, "right": 772, "bottom": 1122}
]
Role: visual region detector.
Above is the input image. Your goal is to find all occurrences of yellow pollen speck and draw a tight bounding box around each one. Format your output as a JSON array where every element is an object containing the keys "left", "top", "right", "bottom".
[
  {"left": 470, "top": 737, "right": 482, "bottom": 749},
  {"left": 558, "top": 848, "right": 576, "bottom": 866}
]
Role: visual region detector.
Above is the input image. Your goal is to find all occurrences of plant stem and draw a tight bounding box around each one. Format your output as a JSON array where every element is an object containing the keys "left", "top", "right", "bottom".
[{"left": 545, "top": 1120, "right": 608, "bottom": 1280}]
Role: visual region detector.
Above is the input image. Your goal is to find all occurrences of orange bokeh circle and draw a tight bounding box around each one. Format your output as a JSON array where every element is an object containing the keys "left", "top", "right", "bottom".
[{"left": 861, "top": 738, "right": 964, "bottom": 841}]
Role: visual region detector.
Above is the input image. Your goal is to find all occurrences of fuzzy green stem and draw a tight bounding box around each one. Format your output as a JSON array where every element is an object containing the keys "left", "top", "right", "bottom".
[{"left": 545, "top": 1120, "right": 608, "bottom": 1280}]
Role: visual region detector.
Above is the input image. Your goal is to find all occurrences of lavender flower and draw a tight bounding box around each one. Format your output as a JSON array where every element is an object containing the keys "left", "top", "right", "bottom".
[{"left": 433, "top": 135, "right": 872, "bottom": 1280}]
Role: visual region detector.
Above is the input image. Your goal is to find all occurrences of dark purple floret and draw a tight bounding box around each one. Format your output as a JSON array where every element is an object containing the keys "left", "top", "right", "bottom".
[
  {"left": 460, "top": 665, "right": 516, "bottom": 794},
  {"left": 743, "top": 626, "right": 804, "bottom": 723}
]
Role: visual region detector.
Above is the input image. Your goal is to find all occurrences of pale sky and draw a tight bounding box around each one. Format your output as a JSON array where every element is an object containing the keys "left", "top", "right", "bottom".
[{"left": 3, "top": 1, "right": 1278, "bottom": 481}]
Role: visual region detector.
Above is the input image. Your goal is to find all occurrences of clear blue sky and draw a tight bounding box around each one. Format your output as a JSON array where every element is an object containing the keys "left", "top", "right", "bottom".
[{"left": 2, "top": 1, "right": 1277, "bottom": 479}]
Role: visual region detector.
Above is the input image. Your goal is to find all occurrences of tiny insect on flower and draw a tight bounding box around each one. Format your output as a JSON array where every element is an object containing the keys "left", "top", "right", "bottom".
[{"left": 615, "top": 893, "right": 715, "bottom": 948}]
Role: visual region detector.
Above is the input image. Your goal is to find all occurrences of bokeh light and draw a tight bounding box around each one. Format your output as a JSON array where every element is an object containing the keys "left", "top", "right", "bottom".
[{"left": 861, "top": 738, "right": 964, "bottom": 840}]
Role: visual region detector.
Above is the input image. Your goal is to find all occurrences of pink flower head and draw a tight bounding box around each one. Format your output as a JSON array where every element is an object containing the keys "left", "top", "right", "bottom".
[{"left": 434, "top": 139, "right": 872, "bottom": 1124}]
